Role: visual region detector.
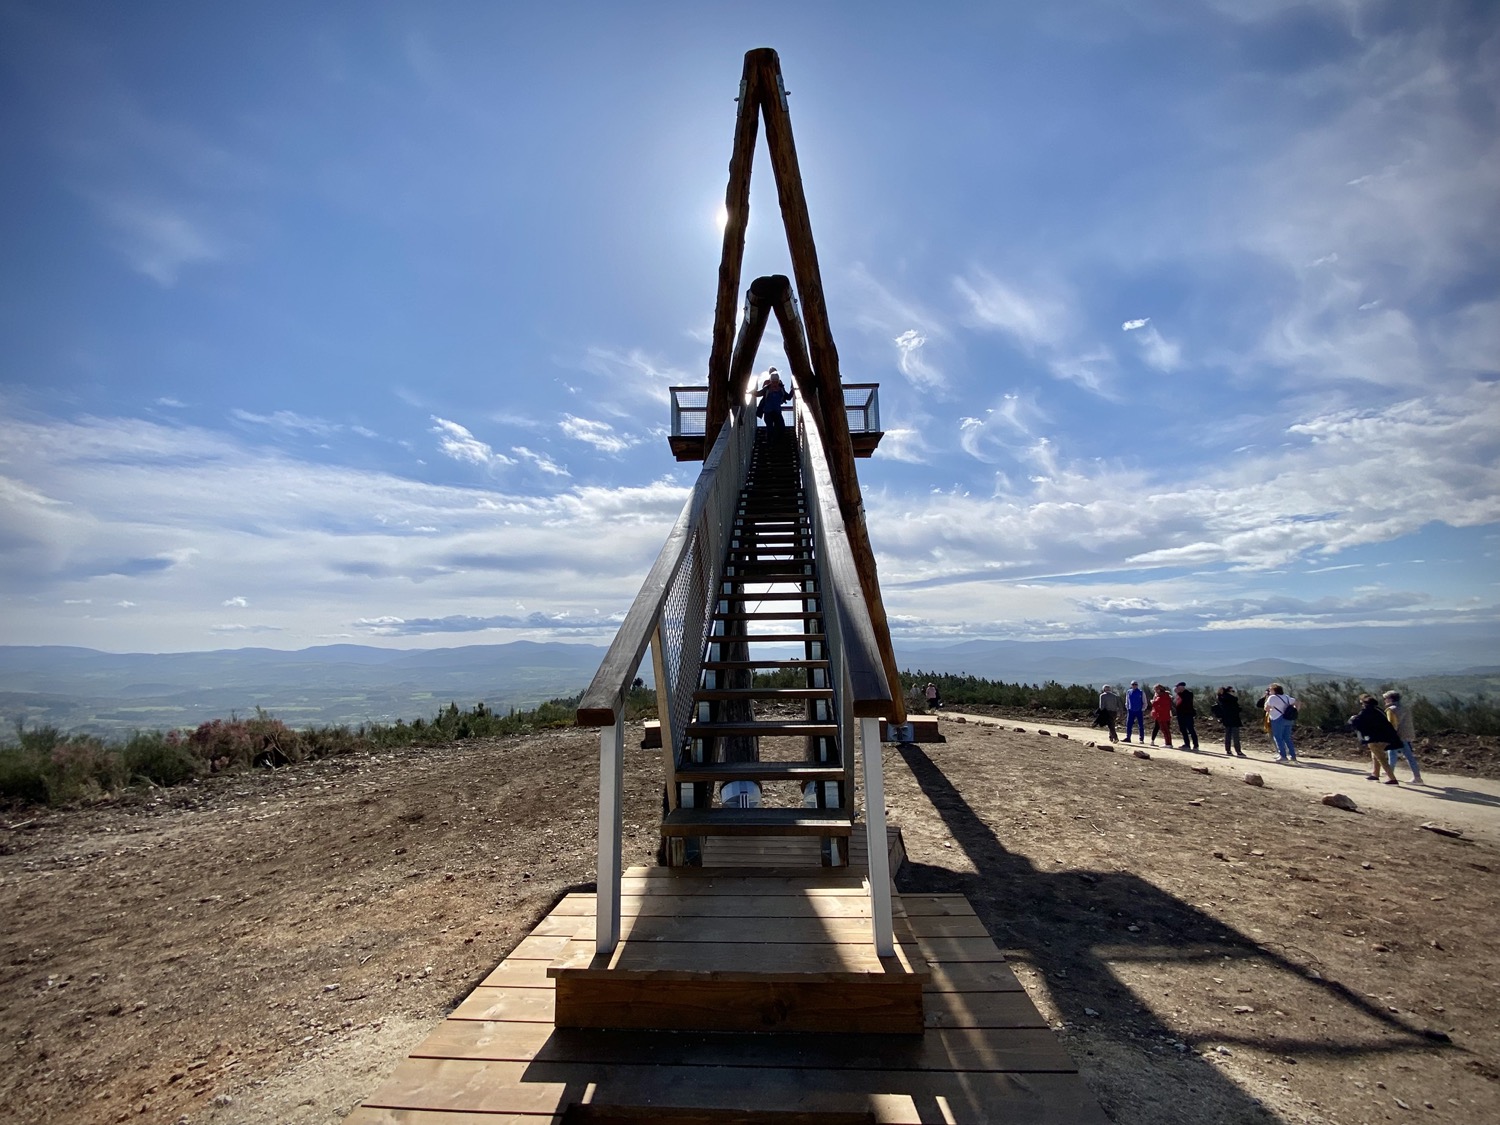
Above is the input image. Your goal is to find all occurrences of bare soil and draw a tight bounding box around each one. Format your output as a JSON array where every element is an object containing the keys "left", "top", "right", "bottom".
[{"left": 3, "top": 721, "right": 1497, "bottom": 1125}]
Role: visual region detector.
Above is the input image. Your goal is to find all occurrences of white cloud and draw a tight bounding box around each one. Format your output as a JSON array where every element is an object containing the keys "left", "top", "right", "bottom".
[
  {"left": 0, "top": 408, "right": 691, "bottom": 650},
  {"left": 222, "top": 596, "right": 248, "bottom": 607},
  {"left": 559, "top": 414, "right": 635, "bottom": 455},
  {"left": 893, "top": 330, "right": 944, "bottom": 391},
  {"left": 846, "top": 266, "right": 951, "bottom": 392},
  {"left": 94, "top": 196, "right": 225, "bottom": 286},
  {"left": 512, "top": 446, "right": 570, "bottom": 477},
  {"left": 1121, "top": 318, "right": 1150, "bottom": 331},
  {"left": 431, "top": 417, "right": 516, "bottom": 468},
  {"left": 955, "top": 270, "right": 1118, "bottom": 395}
]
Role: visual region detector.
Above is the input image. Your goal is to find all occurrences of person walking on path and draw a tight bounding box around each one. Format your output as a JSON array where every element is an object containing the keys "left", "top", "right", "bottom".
[
  {"left": 1174, "top": 682, "right": 1200, "bottom": 751},
  {"left": 1211, "top": 686, "right": 1247, "bottom": 757},
  {"left": 1262, "top": 682, "right": 1299, "bottom": 762},
  {"left": 1124, "top": 681, "right": 1147, "bottom": 743},
  {"left": 1348, "top": 694, "right": 1402, "bottom": 783},
  {"left": 1097, "top": 684, "right": 1122, "bottom": 743},
  {"left": 1383, "top": 690, "right": 1424, "bottom": 784},
  {"left": 924, "top": 681, "right": 941, "bottom": 711},
  {"left": 1149, "top": 684, "right": 1175, "bottom": 748}
]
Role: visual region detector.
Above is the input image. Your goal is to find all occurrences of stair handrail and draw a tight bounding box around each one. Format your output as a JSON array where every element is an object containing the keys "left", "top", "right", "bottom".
[
  {"left": 797, "top": 398, "right": 896, "bottom": 955},
  {"left": 576, "top": 390, "right": 756, "bottom": 953},
  {"left": 796, "top": 403, "right": 892, "bottom": 718}
]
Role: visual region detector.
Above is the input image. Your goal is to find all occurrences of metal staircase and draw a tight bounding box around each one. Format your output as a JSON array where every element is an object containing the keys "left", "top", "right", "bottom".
[{"left": 663, "top": 428, "right": 853, "bottom": 859}]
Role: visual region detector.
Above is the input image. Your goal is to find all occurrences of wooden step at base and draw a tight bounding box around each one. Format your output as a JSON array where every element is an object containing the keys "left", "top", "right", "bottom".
[
  {"left": 662, "top": 808, "right": 852, "bottom": 838},
  {"left": 548, "top": 869, "right": 928, "bottom": 1035},
  {"left": 686, "top": 720, "right": 837, "bottom": 738},
  {"left": 674, "top": 761, "right": 845, "bottom": 783}
]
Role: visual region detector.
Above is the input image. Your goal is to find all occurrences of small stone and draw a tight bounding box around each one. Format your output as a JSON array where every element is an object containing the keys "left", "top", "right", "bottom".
[
  {"left": 1372, "top": 943, "right": 1391, "bottom": 952},
  {"left": 1084, "top": 1007, "right": 1100, "bottom": 1017},
  {"left": 322, "top": 983, "right": 339, "bottom": 992},
  {"left": 1133, "top": 749, "right": 1151, "bottom": 760},
  {"left": 1057, "top": 733, "right": 1069, "bottom": 740},
  {"left": 1233, "top": 1005, "right": 1254, "bottom": 1014},
  {"left": 1188, "top": 798, "right": 1204, "bottom": 806},
  {"left": 1215, "top": 1045, "right": 1233, "bottom": 1056},
  {"left": 1212, "top": 850, "right": 1226, "bottom": 860},
  {"left": 1250, "top": 849, "right": 1265, "bottom": 857},
  {"left": 1420, "top": 822, "right": 1464, "bottom": 839},
  {"left": 1322, "top": 793, "right": 1359, "bottom": 811},
  {"left": 1037, "top": 729, "right": 1051, "bottom": 736},
  {"left": 1396, "top": 1099, "right": 1409, "bottom": 1110},
  {"left": 1243, "top": 773, "right": 1264, "bottom": 787},
  {"left": 1362, "top": 862, "right": 1373, "bottom": 870},
  {"left": 1192, "top": 765, "right": 1210, "bottom": 774}
]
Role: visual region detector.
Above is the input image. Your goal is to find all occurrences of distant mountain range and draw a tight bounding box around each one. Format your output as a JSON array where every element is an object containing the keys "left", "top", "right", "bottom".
[{"left": 1, "top": 624, "right": 1495, "bottom": 737}]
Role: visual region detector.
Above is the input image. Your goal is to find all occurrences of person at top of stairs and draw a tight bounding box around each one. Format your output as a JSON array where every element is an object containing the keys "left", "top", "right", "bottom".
[{"left": 755, "top": 367, "right": 793, "bottom": 434}]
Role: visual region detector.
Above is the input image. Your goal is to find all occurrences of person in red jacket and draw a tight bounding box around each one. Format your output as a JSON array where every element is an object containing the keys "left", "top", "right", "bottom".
[{"left": 1148, "top": 684, "right": 1175, "bottom": 748}]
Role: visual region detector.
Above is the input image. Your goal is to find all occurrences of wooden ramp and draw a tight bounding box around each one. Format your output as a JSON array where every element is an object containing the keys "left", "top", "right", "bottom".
[{"left": 350, "top": 830, "right": 1108, "bottom": 1124}]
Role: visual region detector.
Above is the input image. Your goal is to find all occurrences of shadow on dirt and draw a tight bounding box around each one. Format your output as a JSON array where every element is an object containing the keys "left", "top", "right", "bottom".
[{"left": 894, "top": 742, "right": 1458, "bottom": 1123}]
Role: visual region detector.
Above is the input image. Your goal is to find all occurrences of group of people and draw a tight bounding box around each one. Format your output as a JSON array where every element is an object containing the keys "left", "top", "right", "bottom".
[
  {"left": 1096, "top": 681, "right": 1206, "bottom": 750},
  {"left": 1094, "top": 680, "right": 1424, "bottom": 782},
  {"left": 1348, "top": 690, "right": 1424, "bottom": 785}
]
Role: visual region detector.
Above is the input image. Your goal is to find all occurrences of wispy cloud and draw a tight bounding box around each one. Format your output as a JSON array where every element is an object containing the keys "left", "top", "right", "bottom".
[
  {"left": 93, "top": 195, "right": 226, "bottom": 286},
  {"left": 955, "top": 270, "right": 1116, "bottom": 395},
  {"left": 512, "top": 446, "right": 570, "bottom": 477},
  {"left": 1120, "top": 317, "right": 1182, "bottom": 372},
  {"left": 559, "top": 414, "right": 635, "bottom": 455},
  {"left": 431, "top": 416, "right": 516, "bottom": 469},
  {"left": 846, "top": 266, "right": 951, "bottom": 392}
]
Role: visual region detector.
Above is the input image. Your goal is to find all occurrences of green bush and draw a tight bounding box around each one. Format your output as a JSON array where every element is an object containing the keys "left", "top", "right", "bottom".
[
  {"left": 0, "top": 747, "right": 49, "bottom": 805},
  {"left": 121, "top": 731, "right": 199, "bottom": 787}
]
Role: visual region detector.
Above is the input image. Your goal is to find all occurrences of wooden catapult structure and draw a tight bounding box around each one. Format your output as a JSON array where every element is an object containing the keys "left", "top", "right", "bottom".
[{"left": 353, "top": 49, "right": 1107, "bottom": 1124}]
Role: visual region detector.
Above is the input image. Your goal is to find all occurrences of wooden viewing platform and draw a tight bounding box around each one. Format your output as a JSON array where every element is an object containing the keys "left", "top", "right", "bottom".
[{"left": 349, "top": 829, "right": 1109, "bottom": 1124}]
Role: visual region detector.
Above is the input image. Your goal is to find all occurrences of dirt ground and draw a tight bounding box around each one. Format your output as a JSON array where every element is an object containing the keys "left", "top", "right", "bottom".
[{"left": 2, "top": 721, "right": 1497, "bottom": 1125}]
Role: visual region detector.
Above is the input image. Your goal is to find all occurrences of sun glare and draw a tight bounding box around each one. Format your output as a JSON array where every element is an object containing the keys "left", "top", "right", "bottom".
[{"left": 715, "top": 202, "right": 729, "bottom": 232}]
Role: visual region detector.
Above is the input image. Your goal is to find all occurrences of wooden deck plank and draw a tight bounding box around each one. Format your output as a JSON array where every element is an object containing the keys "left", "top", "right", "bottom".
[
  {"left": 923, "top": 962, "right": 1027, "bottom": 993},
  {"left": 609, "top": 913, "right": 899, "bottom": 945},
  {"left": 361, "top": 1058, "right": 1110, "bottom": 1123},
  {"left": 549, "top": 893, "right": 882, "bottom": 920},
  {"left": 449, "top": 986, "right": 555, "bottom": 1023},
  {"left": 409, "top": 1020, "right": 1075, "bottom": 1074},
  {"left": 357, "top": 827, "right": 1103, "bottom": 1125},
  {"left": 549, "top": 938, "right": 913, "bottom": 977},
  {"left": 911, "top": 936, "right": 1012, "bottom": 964}
]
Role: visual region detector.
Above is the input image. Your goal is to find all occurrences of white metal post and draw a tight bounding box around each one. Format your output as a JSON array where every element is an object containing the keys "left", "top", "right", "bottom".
[
  {"left": 860, "top": 716, "right": 894, "bottom": 956},
  {"left": 595, "top": 715, "right": 624, "bottom": 953}
]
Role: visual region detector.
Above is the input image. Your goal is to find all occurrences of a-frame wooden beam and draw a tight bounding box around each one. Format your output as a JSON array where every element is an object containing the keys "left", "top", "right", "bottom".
[{"left": 704, "top": 47, "right": 907, "bottom": 724}]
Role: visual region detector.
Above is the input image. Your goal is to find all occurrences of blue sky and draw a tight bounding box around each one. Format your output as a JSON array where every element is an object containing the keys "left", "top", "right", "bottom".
[{"left": 1, "top": 0, "right": 1497, "bottom": 658}]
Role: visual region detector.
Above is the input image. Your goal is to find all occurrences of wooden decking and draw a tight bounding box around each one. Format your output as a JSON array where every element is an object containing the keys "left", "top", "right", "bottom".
[{"left": 348, "top": 829, "right": 1108, "bottom": 1124}]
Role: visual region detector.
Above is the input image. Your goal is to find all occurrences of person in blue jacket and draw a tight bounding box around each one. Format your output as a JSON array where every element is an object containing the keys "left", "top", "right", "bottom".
[{"left": 1123, "top": 680, "right": 1146, "bottom": 743}]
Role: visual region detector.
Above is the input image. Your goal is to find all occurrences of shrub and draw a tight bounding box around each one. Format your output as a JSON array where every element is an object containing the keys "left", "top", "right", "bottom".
[
  {"left": 121, "top": 731, "right": 199, "bottom": 787},
  {"left": 0, "top": 747, "right": 48, "bottom": 805}
]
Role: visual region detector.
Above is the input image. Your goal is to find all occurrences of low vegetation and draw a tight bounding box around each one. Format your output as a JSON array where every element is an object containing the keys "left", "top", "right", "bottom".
[{"left": 0, "top": 687, "right": 656, "bottom": 809}]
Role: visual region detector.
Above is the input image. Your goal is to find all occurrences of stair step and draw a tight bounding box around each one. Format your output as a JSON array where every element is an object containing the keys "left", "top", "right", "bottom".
[
  {"left": 717, "top": 590, "right": 818, "bottom": 601},
  {"left": 702, "top": 659, "right": 830, "bottom": 671},
  {"left": 724, "top": 567, "right": 818, "bottom": 581},
  {"left": 710, "top": 632, "right": 825, "bottom": 644},
  {"left": 661, "top": 807, "right": 852, "bottom": 838},
  {"left": 712, "top": 610, "right": 823, "bottom": 622},
  {"left": 674, "top": 761, "right": 845, "bottom": 782},
  {"left": 693, "top": 687, "right": 834, "bottom": 700},
  {"left": 687, "top": 720, "right": 838, "bottom": 738}
]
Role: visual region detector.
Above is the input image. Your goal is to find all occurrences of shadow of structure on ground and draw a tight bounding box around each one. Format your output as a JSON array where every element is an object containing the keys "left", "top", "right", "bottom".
[{"left": 895, "top": 743, "right": 1457, "bottom": 1125}]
